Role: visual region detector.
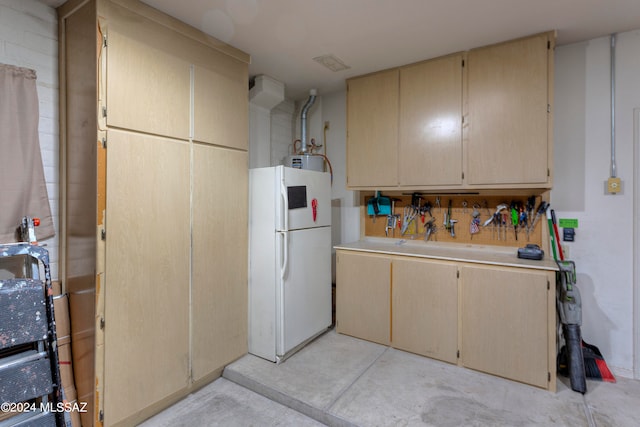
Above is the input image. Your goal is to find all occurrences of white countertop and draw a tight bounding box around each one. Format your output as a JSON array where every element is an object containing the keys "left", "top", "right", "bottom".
[{"left": 334, "top": 238, "right": 559, "bottom": 271}]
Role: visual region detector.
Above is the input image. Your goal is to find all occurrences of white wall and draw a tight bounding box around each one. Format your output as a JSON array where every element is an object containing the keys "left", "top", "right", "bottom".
[
  {"left": 553, "top": 29, "right": 640, "bottom": 378},
  {"left": 271, "top": 99, "right": 295, "bottom": 165},
  {"left": 0, "top": 0, "right": 59, "bottom": 280},
  {"left": 320, "top": 92, "right": 360, "bottom": 244}
]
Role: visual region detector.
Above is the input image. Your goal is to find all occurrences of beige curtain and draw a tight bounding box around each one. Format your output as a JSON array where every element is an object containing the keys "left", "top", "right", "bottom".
[{"left": 0, "top": 63, "right": 54, "bottom": 242}]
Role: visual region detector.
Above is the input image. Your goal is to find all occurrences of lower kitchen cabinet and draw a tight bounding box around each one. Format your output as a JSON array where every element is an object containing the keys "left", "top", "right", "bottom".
[
  {"left": 335, "top": 248, "right": 557, "bottom": 390},
  {"left": 460, "top": 265, "right": 555, "bottom": 389},
  {"left": 391, "top": 257, "right": 458, "bottom": 363},
  {"left": 336, "top": 251, "right": 391, "bottom": 345}
]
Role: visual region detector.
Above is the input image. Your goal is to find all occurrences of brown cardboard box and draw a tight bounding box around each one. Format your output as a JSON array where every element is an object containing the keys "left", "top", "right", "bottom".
[
  {"left": 69, "top": 399, "right": 83, "bottom": 427},
  {"left": 68, "top": 290, "right": 95, "bottom": 403},
  {"left": 78, "top": 393, "right": 93, "bottom": 427},
  {"left": 63, "top": 384, "right": 78, "bottom": 402},
  {"left": 52, "top": 280, "right": 62, "bottom": 296},
  {"left": 57, "top": 342, "right": 76, "bottom": 391},
  {"left": 54, "top": 293, "right": 71, "bottom": 345}
]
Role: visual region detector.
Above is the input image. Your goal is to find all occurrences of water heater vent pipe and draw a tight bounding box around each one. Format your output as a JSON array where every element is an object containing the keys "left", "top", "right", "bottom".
[{"left": 300, "top": 89, "right": 317, "bottom": 154}]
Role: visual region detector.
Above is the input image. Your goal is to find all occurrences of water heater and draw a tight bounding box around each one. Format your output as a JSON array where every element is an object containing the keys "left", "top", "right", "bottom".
[{"left": 286, "top": 154, "right": 325, "bottom": 172}]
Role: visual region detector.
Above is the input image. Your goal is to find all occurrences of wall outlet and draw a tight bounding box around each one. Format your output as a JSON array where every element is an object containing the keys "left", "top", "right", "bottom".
[
  {"left": 606, "top": 177, "right": 622, "bottom": 194},
  {"left": 607, "top": 177, "right": 622, "bottom": 194}
]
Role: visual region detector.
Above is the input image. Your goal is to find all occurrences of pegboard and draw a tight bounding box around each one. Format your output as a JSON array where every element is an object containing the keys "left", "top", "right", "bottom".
[{"left": 362, "top": 192, "right": 547, "bottom": 248}]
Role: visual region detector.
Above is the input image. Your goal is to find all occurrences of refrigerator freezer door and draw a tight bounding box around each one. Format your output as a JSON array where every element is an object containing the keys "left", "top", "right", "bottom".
[
  {"left": 277, "top": 226, "right": 331, "bottom": 357},
  {"left": 278, "top": 167, "right": 331, "bottom": 231}
]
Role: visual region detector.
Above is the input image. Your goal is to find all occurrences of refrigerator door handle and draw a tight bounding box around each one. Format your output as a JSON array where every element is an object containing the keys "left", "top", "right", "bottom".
[
  {"left": 280, "top": 179, "right": 289, "bottom": 232},
  {"left": 279, "top": 231, "right": 289, "bottom": 281}
]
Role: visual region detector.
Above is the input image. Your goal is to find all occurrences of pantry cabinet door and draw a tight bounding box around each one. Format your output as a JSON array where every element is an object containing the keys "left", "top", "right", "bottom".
[
  {"left": 191, "top": 144, "right": 248, "bottom": 382},
  {"left": 104, "top": 130, "right": 190, "bottom": 425},
  {"left": 466, "top": 34, "right": 550, "bottom": 186},
  {"left": 106, "top": 29, "right": 191, "bottom": 140},
  {"left": 460, "top": 264, "right": 553, "bottom": 389},
  {"left": 391, "top": 258, "right": 458, "bottom": 363},
  {"left": 336, "top": 251, "right": 391, "bottom": 345},
  {"left": 399, "top": 54, "right": 463, "bottom": 186},
  {"left": 346, "top": 69, "right": 399, "bottom": 188},
  {"left": 193, "top": 61, "right": 248, "bottom": 150}
]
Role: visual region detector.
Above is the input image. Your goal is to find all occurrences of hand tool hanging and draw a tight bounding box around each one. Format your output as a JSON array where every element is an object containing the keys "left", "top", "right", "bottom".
[
  {"left": 443, "top": 199, "right": 452, "bottom": 234},
  {"left": 526, "top": 196, "right": 536, "bottom": 233},
  {"left": 424, "top": 218, "right": 436, "bottom": 241},
  {"left": 510, "top": 201, "right": 519, "bottom": 241},
  {"left": 401, "top": 205, "right": 418, "bottom": 236},
  {"left": 385, "top": 199, "right": 401, "bottom": 237},
  {"left": 483, "top": 204, "right": 507, "bottom": 240},
  {"left": 469, "top": 205, "right": 481, "bottom": 239},
  {"left": 528, "top": 201, "right": 548, "bottom": 237}
]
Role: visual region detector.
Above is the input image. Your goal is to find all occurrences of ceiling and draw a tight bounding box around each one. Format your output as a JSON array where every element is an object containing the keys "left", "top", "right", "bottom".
[{"left": 44, "top": 0, "right": 640, "bottom": 100}]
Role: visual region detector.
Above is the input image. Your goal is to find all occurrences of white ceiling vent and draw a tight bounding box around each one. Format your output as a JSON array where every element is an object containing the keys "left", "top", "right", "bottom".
[{"left": 313, "top": 54, "right": 351, "bottom": 72}]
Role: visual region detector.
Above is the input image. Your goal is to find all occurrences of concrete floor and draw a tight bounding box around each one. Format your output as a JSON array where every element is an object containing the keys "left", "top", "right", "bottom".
[{"left": 141, "top": 330, "right": 640, "bottom": 426}]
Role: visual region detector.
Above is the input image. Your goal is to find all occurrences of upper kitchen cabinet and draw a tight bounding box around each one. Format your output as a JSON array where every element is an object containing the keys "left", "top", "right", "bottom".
[
  {"left": 193, "top": 58, "right": 248, "bottom": 150},
  {"left": 106, "top": 29, "right": 191, "bottom": 140},
  {"left": 345, "top": 32, "right": 554, "bottom": 190},
  {"left": 399, "top": 54, "right": 463, "bottom": 187},
  {"left": 104, "top": 0, "right": 249, "bottom": 149},
  {"left": 466, "top": 32, "right": 554, "bottom": 187},
  {"left": 346, "top": 69, "right": 399, "bottom": 188}
]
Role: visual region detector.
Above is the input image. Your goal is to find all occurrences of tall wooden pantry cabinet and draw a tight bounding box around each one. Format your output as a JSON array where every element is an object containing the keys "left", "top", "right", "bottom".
[{"left": 58, "top": 1, "right": 250, "bottom": 425}]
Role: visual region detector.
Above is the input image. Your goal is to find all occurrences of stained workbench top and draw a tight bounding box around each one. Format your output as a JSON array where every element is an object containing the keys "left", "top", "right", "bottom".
[{"left": 334, "top": 238, "right": 559, "bottom": 271}]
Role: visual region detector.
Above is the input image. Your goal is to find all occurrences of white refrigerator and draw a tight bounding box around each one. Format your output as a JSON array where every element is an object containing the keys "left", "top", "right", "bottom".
[{"left": 248, "top": 166, "right": 332, "bottom": 363}]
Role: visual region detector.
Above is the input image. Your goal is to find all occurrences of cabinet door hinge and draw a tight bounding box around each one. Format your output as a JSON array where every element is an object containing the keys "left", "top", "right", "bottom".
[
  {"left": 100, "top": 317, "right": 105, "bottom": 330},
  {"left": 547, "top": 280, "right": 550, "bottom": 290},
  {"left": 103, "top": 35, "right": 107, "bottom": 48},
  {"left": 547, "top": 40, "right": 551, "bottom": 50},
  {"left": 99, "top": 410, "right": 104, "bottom": 422},
  {"left": 547, "top": 104, "right": 551, "bottom": 113},
  {"left": 102, "top": 106, "right": 107, "bottom": 118},
  {"left": 101, "top": 137, "right": 107, "bottom": 149},
  {"left": 457, "top": 350, "right": 460, "bottom": 358},
  {"left": 547, "top": 168, "right": 550, "bottom": 177},
  {"left": 461, "top": 172, "right": 464, "bottom": 180},
  {"left": 456, "top": 270, "right": 460, "bottom": 279},
  {"left": 462, "top": 59, "right": 465, "bottom": 67},
  {"left": 101, "top": 228, "right": 106, "bottom": 240},
  {"left": 548, "top": 372, "right": 551, "bottom": 382}
]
